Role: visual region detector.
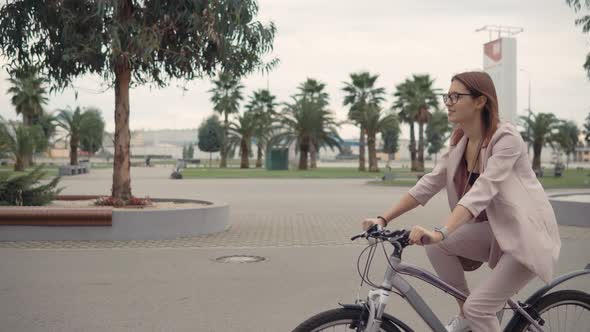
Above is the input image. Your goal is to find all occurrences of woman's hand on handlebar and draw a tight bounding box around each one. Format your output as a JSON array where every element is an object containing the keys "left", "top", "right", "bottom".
[
  {"left": 361, "top": 217, "right": 387, "bottom": 231},
  {"left": 409, "top": 225, "right": 443, "bottom": 246}
]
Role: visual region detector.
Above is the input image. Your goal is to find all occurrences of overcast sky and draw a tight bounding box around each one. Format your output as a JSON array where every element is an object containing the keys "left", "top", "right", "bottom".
[{"left": 0, "top": 0, "right": 588, "bottom": 139}]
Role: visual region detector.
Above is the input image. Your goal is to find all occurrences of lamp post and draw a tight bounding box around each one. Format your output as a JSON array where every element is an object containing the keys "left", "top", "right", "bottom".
[
  {"left": 520, "top": 68, "right": 532, "bottom": 156},
  {"left": 519, "top": 68, "right": 531, "bottom": 112}
]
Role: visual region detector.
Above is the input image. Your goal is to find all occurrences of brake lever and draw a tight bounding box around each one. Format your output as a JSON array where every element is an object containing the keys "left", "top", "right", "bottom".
[
  {"left": 350, "top": 233, "right": 366, "bottom": 241},
  {"left": 393, "top": 229, "right": 411, "bottom": 246},
  {"left": 350, "top": 224, "right": 383, "bottom": 241}
]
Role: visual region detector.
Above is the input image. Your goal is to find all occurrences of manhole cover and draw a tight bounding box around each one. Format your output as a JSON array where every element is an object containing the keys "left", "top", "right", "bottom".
[{"left": 214, "top": 255, "right": 267, "bottom": 263}]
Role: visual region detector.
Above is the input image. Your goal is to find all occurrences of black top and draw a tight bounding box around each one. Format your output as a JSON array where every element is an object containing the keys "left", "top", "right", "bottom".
[
  {"left": 468, "top": 172, "right": 480, "bottom": 186},
  {"left": 463, "top": 158, "right": 480, "bottom": 186}
]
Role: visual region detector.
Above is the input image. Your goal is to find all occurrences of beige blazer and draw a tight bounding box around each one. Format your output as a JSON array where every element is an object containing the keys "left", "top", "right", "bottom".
[{"left": 408, "top": 121, "right": 561, "bottom": 283}]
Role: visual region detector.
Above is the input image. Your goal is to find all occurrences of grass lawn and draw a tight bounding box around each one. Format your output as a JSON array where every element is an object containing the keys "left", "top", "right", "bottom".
[
  {"left": 374, "top": 168, "right": 590, "bottom": 189},
  {"left": 180, "top": 166, "right": 430, "bottom": 180},
  {"left": 0, "top": 165, "right": 59, "bottom": 178},
  {"left": 180, "top": 165, "right": 590, "bottom": 189},
  {"left": 536, "top": 168, "right": 590, "bottom": 189}
]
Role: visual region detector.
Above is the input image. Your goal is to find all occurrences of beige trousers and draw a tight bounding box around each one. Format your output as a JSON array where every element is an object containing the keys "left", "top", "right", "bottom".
[{"left": 425, "top": 221, "right": 535, "bottom": 332}]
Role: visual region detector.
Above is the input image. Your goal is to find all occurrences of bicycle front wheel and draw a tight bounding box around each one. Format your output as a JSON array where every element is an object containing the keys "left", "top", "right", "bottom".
[
  {"left": 511, "top": 290, "right": 590, "bottom": 332},
  {"left": 292, "top": 308, "right": 407, "bottom": 332}
]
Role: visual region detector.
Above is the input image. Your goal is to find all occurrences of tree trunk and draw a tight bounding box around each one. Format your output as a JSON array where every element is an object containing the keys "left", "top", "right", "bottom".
[
  {"left": 23, "top": 114, "right": 34, "bottom": 167},
  {"left": 409, "top": 121, "right": 417, "bottom": 171},
  {"left": 298, "top": 139, "right": 309, "bottom": 170},
  {"left": 310, "top": 142, "right": 317, "bottom": 169},
  {"left": 256, "top": 142, "right": 263, "bottom": 168},
  {"left": 69, "top": 137, "right": 79, "bottom": 166},
  {"left": 416, "top": 122, "right": 425, "bottom": 172},
  {"left": 14, "top": 156, "right": 24, "bottom": 172},
  {"left": 112, "top": 62, "right": 132, "bottom": 200},
  {"left": 240, "top": 138, "right": 249, "bottom": 169},
  {"left": 209, "top": 152, "right": 212, "bottom": 168},
  {"left": 358, "top": 126, "right": 366, "bottom": 171},
  {"left": 23, "top": 114, "right": 32, "bottom": 126},
  {"left": 220, "top": 113, "right": 228, "bottom": 168},
  {"left": 111, "top": 0, "right": 133, "bottom": 200},
  {"left": 20, "top": 153, "right": 31, "bottom": 169},
  {"left": 367, "top": 132, "right": 378, "bottom": 172},
  {"left": 532, "top": 142, "right": 542, "bottom": 172}
]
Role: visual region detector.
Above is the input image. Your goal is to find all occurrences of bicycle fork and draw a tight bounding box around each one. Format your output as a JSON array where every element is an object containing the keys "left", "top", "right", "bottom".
[{"left": 364, "top": 288, "right": 391, "bottom": 332}]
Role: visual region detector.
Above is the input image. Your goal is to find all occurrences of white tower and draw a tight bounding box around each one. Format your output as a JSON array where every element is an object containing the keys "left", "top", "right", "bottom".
[{"left": 477, "top": 25, "right": 523, "bottom": 125}]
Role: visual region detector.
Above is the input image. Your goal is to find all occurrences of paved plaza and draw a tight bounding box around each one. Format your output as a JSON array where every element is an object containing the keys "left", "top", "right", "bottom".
[{"left": 0, "top": 167, "right": 589, "bottom": 331}]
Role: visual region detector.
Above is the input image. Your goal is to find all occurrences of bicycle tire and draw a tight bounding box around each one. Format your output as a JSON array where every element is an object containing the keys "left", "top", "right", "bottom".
[
  {"left": 510, "top": 289, "right": 590, "bottom": 332},
  {"left": 292, "top": 307, "right": 409, "bottom": 332}
]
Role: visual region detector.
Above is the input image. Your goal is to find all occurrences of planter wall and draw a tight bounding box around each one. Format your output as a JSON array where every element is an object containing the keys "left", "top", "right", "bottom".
[
  {"left": 0, "top": 196, "right": 230, "bottom": 241},
  {"left": 548, "top": 192, "right": 590, "bottom": 228}
]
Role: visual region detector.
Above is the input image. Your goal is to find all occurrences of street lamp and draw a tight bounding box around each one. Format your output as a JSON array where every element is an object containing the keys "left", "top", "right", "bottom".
[
  {"left": 519, "top": 68, "right": 532, "bottom": 156},
  {"left": 519, "top": 68, "right": 531, "bottom": 112}
]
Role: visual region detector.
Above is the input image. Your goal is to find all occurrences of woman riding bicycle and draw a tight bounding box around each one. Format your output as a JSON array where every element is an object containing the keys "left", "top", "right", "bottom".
[{"left": 362, "top": 71, "right": 561, "bottom": 332}]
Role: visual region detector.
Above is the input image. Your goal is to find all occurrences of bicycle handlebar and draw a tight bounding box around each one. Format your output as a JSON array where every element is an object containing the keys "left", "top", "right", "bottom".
[
  {"left": 351, "top": 225, "right": 412, "bottom": 248},
  {"left": 352, "top": 225, "right": 434, "bottom": 246}
]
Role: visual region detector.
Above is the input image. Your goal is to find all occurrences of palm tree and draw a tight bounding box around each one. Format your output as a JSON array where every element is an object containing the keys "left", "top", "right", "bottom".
[
  {"left": 56, "top": 107, "right": 105, "bottom": 166},
  {"left": 350, "top": 105, "right": 397, "bottom": 172},
  {"left": 425, "top": 108, "right": 453, "bottom": 165},
  {"left": 0, "top": 120, "right": 45, "bottom": 171},
  {"left": 583, "top": 112, "right": 590, "bottom": 146},
  {"left": 310, "top": 124, "right": 342, "bottom": 169},
  {"left": 410, "top": 75, "right": 440, "bottom": 171},
  {"left": 7, "top": 68, "right": 48, "bottom": 127},
  {"left": 0, "top": 120, "right": 6, "bottom": 159},
  {"left": 209, "top": 72, "right": 244, "bottom": 168},
  {"left": 393, "top": 74, "right": 440, "bottom": 172},
  {"left": 227, "top": 112, "right": 258, "bottom": 169},
  {"left": 246, "top": 89, "right": 277, "bottom": 168},
  {"left": 342, "top": 72, "right": 386, "bottom": 171},
  {"left": 33, "top": 111, "right": 57, "bottom": 157},
  {"left": 79, "top": 108, "right": 106, "bottom": 158},
  {"left": 298, "top": 78, "right": 329, "bottom": 104},
  {"left": 309, "top": 104, "right": 343, "bottom": 169},
  {"left": 519, "top": 111, "right": 560, "bottom": 173},
  {"left": 381, "top": 115, "right": 401, "bottom": 164},
  {"left": 298, "top": 79, "right": 330, "bottom": 168},
  {"left": 554, "top": 120, "right": 580, "bottom": 169},
  {"left": 393, "top": 80, "right": 417, "bottom": 169},
  {"left": 7, "top": 68, "right": 49, "bottom": 166},
  {"left": 274, "top": 95, "right": 341, "bottom": 170}
]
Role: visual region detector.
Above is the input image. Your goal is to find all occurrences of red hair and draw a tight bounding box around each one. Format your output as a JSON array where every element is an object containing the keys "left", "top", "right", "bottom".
[{"left": 449, "top": 71, "right": 500, "bottom": 148}]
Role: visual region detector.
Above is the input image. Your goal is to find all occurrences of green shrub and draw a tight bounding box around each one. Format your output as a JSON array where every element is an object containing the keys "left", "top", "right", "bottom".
[{"left": 0, "top": 166, "right": 62, "bottom": 206}]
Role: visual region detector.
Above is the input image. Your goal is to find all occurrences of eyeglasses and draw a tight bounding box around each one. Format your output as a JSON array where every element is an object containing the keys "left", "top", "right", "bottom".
[{"left": 441, "top": 92, "right": 473, "bottom": 105}]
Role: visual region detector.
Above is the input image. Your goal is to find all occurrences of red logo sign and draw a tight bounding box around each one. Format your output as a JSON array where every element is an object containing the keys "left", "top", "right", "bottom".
[{"left": 484, "top": 39, "right": 502, "bottom": 62}]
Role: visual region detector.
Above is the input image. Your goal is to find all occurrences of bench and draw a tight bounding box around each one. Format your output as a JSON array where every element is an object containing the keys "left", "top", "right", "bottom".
[
  {"left": 176, "top": 159, "right": 201, "bottom": 169},
  {"left": 58, "top": 163, "right": 90, "bottom": 176}
]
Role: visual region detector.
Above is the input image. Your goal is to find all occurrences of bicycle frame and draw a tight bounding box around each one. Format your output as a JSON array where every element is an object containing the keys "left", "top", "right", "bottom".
[{"left": 362, "top": 247, "right": 545, "bottom": 332}]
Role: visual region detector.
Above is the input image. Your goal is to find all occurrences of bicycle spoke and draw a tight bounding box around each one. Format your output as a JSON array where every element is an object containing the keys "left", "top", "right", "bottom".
[
  {"left": 539, "top": 301, "right": 590, "bottom": 332},
  {"left": 572, "top": 305, "right": 584, "bottom": 332},
  {"left": 564, "top": 304, "right": 568, "bottom": 330},
  {"left": 557, "top": 309, "right": 561, "bottom": 326},
  {"left": 547, "top": 308, "right": 552, "bottom": 332}
]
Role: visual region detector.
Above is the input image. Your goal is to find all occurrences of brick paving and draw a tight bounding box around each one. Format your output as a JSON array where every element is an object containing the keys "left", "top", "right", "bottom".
[{"left": 1, "top": 167, "right": 588, "bottom": 249}]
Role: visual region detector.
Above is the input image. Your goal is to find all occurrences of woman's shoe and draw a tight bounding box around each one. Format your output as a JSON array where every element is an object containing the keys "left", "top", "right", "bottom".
[{"left": 445, "top": 315, "right": 471, "bottom": 332}]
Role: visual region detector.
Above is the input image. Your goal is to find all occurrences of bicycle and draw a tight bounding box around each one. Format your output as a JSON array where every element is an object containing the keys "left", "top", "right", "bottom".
[{"left": 292, "top": 225, "right": 590, "bottom": 332}]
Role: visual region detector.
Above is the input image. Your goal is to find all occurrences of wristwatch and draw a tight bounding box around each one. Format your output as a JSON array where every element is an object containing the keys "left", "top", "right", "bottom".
[{"left": 434, "top": 226, "right": 449, "bottom": 240}]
